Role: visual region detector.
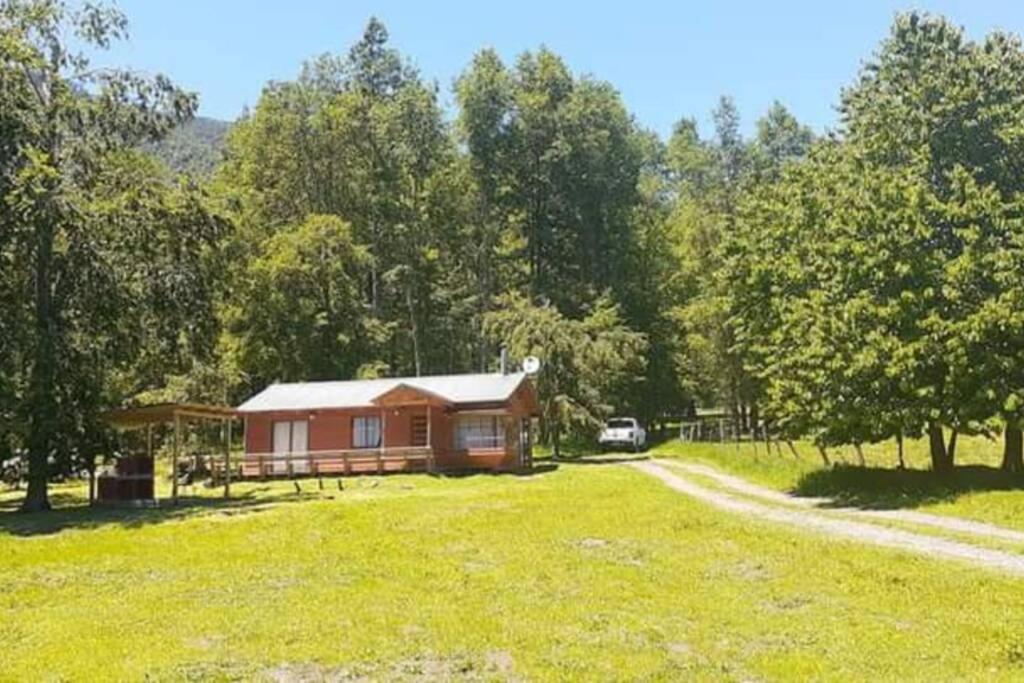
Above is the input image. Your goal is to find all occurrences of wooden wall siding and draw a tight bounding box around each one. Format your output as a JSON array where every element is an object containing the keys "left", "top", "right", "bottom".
[
  {"left": 434, "top": 448, "right": 517, "bottom": 471},
  {"left": 245, "top": 416, "right": 270, "bottom": 454}
]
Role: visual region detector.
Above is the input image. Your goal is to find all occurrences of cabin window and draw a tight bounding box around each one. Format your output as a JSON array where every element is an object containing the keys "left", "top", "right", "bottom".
[
  {"left": 455, "top": 415, "right": 505, "bottom": 450},
  {"left": 353, "top": 416, "right": 381, "bottom": 449}
]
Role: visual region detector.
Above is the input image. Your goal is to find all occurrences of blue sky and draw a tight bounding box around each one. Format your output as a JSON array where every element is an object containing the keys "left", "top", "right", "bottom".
[{"left": 101, "top": 1, "right": 1024, "bottom": 139}]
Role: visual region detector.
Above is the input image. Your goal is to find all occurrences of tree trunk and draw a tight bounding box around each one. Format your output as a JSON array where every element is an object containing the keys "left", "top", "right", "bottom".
[
  {"left": 551, "top": 422, "right": 561, "bottom": 461},
  {"left": 854, "top": 443, "right": 866, "bottom": 467},
  {"left": 405, "top": 282, "right": 421, "bottom": 377},
  {"left": 786, "top": 440, "right": 800, "bottom": 459},
  {"left": 369, "top": 256, "right": 379, "bottom": 316},
  {"left": 88, "top": 459, "right": 97, "bottom": 505},
  {"left": 816, "top": 444, "right": 830, "bottom": 466},
  {"left": 896, "top": 432, "right": 906, "bottom": 470},
  {"left": 1002, "top": 424, "right": 1024, "bottom": 473},
  {"left": 928, "top": 422, "right": 952, "bottom": 474},
  {"left": 22, "top": 211, "right": 57, "bottom": 513}
]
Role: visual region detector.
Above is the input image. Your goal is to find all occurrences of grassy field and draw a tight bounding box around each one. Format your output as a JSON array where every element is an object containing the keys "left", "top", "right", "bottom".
[
  {"left": 3, "top": 462, "right": 1024, "bottom": 681},
  {"left": 653, "top": 435, "right": 1024, "bottom": 532}
]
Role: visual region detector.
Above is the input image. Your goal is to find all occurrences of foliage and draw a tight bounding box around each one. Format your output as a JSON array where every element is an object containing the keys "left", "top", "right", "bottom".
[
  {"left": 222, "top": 214, "right": 378, "bottom": 385},
  {"left": 667, "top": 97, "right": 812, "bottom": 426},
  {"left": 217, "top": 18, "right": 472, "bottom": 382},
  {"left": 0, "top": 0, "right": 220, "bottom": 510},
  {"left": 144, "top": 116, "right": 231, "bottom": 176},
  {"left": 8, "top": 3, "right": 1024, "bottom": 510},
  {"left": 720, "top": 12, "right": 1024, "bottom": 472},
  {"left": 456, "top": 47, "right": 647, "bottom": 316},
  {"left": 483, "top": 294, "right": 647, "bottom": 456}
]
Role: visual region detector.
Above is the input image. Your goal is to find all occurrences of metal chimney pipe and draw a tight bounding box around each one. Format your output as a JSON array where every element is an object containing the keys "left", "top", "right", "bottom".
[{"left": 500, "top": 345, "right": 509, "bottom": 375}]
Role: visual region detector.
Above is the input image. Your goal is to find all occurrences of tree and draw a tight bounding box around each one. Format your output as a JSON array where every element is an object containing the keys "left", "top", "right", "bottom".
[
  {"left": 839, "top": 13, "right": 1024, "bottom": 471},
  {"left": 618, "top": 131, "right": 689, "bottom": 427},
  {"left": 483, "top": 294, "right": 647, "bottom": 458},
  {"left": 456, "top": 48, "right": 645, "bottom": 317},
  {"left": 751, "top": 101, "right": 814, "bottom": 179},
  {"left": 668, "top": 97, "right": 778, "bottom": 430},
  {"left": 223, "top": 215, "right": 377, "bottom": 385},
  {"left": 218, "top": 18, "right": 470, "bottom": 382},
  {"left": 727, "top": 142, "right": 935, "bottom": 457},
  {"left": 1, "top": 0, "right": 200, "bottom": 511}
]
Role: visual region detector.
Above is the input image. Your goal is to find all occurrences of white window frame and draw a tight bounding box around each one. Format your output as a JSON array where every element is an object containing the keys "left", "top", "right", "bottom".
[{"left": 455, "top": 415, "right": 505, "bottom": 451}]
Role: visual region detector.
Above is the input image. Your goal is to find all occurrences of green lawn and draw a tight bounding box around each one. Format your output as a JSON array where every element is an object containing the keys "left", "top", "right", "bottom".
[
  {"left": 3, "top": 463, "right": 1024, "bottom": 681},
  {"left": 652, "top": 435, "right": 1024, "bottom": 532}
]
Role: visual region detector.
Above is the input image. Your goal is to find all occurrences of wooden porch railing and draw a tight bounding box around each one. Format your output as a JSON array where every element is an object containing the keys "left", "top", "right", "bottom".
[{"left": 230, "top": 447, "right": 436, "bottom": 479}]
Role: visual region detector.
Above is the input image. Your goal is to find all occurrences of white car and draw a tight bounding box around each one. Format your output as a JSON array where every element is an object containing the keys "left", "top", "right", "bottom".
[{"left": 599, "top": 417, "right": 647, "bottom": 452}]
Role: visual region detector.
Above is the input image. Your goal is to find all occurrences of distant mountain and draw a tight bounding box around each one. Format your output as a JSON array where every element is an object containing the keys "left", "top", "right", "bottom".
[{"left": 147, "top": 116, "right": 231, "bottom": 176}]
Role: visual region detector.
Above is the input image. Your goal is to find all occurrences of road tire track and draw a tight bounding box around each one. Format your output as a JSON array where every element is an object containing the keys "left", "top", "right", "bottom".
[{"left": 632, "top": 460, "right": 1024, "bottom": 576}]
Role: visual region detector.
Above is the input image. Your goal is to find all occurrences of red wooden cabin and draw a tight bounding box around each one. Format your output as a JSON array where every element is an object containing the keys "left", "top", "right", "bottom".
[{"left": 236, "top": 372, "right": 539, "bottom": 477}]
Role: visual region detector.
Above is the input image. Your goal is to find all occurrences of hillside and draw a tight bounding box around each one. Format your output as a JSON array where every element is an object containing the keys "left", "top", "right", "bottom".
[{"left": 146, "top": 116, "right": 231, "bottom": 176}]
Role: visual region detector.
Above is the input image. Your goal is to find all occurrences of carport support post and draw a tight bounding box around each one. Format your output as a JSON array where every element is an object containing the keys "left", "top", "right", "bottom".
[
  {"left": 426, "top": 404, "right": 433, "bottom": 473},
  {"left": 224, "top": 418, "right": 232, "bottom": 499},
  {"left": 146, "top": 422, "right": 153, "bottom": 503},
  {"left": 378, "top": 409, "right": 386, "bottom": 474},
  {"left": 172, "top": 413, "right": 180, "bottom": 505}
]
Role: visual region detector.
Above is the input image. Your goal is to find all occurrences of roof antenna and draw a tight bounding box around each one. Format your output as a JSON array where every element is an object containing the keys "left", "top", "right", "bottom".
[{"left": 500, "top": 345, "right": 509, "bottom": 375}]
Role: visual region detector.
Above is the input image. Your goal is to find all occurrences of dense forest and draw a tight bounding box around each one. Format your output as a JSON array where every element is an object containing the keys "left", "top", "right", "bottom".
[
  {"left": 3, "top": 2, "right": 1024, "bottom": 510},
  {"left": 146, "top": 116, "right": 231, "bottom": 176}
]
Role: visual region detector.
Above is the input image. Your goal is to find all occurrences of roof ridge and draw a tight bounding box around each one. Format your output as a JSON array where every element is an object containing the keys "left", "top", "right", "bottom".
[{"left": 269, "top": 370, "right": 520, "bottom": 388}]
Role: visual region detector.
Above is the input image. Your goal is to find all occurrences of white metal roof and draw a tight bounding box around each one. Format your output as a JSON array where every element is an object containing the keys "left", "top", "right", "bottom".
[{"left": 236, "top": 372, "right": 528, "bottom": 413}]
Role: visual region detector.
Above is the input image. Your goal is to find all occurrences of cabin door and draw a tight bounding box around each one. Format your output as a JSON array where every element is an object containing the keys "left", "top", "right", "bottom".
[
  {"left": 272, "top": 422, "right": 291, "bottom": 474},
  {"left": 290, "top": 420, "right": 309, "bottom": 474},
  {"left": 272, "top": 420, "right": 308, "bottom": 474}
]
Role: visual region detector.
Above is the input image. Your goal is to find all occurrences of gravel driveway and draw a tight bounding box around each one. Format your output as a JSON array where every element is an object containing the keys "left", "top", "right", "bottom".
[
  {"left": 632, "top": 460, "right": 1024, "bottom": 576},
  {"left": 658, "top": 459, "right": 1024, "bottom": 544}
]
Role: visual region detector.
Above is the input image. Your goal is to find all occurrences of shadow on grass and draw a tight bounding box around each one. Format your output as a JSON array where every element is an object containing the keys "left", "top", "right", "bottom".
[
  {"left": 435, "top": 462, "right": 560, "bottom": 479},
  {"left": 0, "top": 486, "right": 321, "bottom": 538},
  {"left": 557, "top": 454, "right": 650, "bottom": 465},
  {"left": 793, "top": 464, "right": 1024, "bottom": 510}
]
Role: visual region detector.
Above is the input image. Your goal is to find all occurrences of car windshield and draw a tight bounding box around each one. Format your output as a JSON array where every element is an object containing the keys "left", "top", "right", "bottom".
[{"left": 606, "top": 419, "right": 634, "bottom": 429}]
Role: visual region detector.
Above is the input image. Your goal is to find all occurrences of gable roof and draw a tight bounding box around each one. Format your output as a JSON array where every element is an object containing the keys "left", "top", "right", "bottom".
[{"left": 236, "top": 372, "right": 529, "bottom": 413}]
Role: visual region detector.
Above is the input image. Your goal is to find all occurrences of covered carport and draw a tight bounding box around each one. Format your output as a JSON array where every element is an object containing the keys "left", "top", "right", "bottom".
[{"left": 102, "top": 403, "right": 239, "bottom": 505}]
